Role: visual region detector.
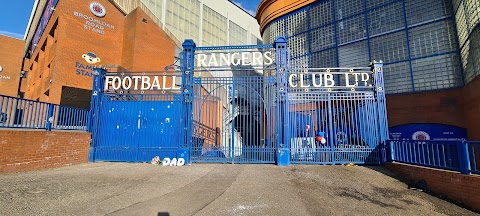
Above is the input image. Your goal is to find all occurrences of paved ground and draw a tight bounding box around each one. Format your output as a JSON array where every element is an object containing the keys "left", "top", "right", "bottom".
[{"left": 0, "top": 163, "right": 477, "bottom": 216}]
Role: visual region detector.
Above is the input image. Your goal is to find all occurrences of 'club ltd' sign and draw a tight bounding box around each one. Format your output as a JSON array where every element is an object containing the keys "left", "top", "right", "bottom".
[{"left": 288, "top": 72, "right": 371, "bottom": 88}]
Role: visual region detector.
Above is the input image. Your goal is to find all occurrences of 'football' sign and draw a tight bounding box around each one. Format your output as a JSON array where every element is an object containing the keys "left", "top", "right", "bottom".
[{"left": 104, "top": 76, "right": 180, "bottom": 91}]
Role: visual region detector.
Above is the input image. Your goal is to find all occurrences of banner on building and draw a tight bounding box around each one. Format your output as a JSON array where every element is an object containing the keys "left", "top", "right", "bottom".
[{"left": 389, "top": 123, "right": 467, "bottom": 141}]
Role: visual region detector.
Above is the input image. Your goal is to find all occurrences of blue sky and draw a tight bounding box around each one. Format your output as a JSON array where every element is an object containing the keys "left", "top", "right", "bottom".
[
  {"left": 0, "top": 0, "right": 260, "bottom": 40},
  {"left": 0, "top": 0, "right": 35, "bottom": 39},
  {"left": 231, "top": 0, "right": 262, "bottom": 16}
]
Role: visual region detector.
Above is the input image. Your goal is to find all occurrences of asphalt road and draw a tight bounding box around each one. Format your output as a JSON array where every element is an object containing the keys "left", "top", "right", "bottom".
[{"left": 0, "top": 163, "right": 477, "bottom": 216}]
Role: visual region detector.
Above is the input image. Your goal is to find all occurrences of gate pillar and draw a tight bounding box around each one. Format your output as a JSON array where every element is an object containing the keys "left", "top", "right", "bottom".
[
  {"left": 89, "top": 67, "right": 105, "bottom": 162},
  {"left": 372, "top": 61, "right": 389, "bottom": 164},
  {"left": 274, "top": 37, "right": 291, "bottom": 166},
  {"left": 180, "top": 40, "right": 196, "bottom": 165}
]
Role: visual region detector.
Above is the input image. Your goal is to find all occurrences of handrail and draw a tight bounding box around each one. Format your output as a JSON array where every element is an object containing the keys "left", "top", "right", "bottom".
[
  {"left": 0, "top": 95, "right": 89, "bottom": 131},
  {"left": 387, "top": 139, "right": 479, "bottom": 175}
]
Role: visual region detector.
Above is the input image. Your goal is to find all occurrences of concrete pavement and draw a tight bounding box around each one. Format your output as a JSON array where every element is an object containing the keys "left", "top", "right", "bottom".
[{"left": 0, "top": 163, "right": 477, "bottom": 216}]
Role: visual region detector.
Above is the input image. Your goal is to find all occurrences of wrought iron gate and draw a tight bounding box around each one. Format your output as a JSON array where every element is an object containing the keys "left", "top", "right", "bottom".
[
  {"left": 190, "top": 76, "right": 277, "bottom": 163},
  {"left": 89, "top": 36, "right": 388, "bottom": 165},
  {"left": 89, "top": 72, "right": 184, "bottom": 162},
  {"left": 186, "top": 44, "right": 278, "bottom": 164}
]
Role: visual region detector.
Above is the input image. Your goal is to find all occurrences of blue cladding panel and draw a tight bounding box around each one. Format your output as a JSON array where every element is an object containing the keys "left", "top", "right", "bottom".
[
  {"left": 335, "top": 0, "right": 365, "bottom": 19},
  {"left": 262, "top": 0, "right": 463, "bottom": 94},
  {"left": 368, "top": 1, "right": 404, "bottom": 36},
  {"left": 309, "top": 25, "right": 336, "bottom": 52},
  {"left": 338, "top": 41, "right": 369, "bottom": 67},
  {"left": 337, "top": 14, "right": 367, "bottom": 44},
  {"left": 405, "top": 0, "right": 452, "bottom": 26},
  {"left": 309, "top": 1, "right": 334, "bottom": 28}
]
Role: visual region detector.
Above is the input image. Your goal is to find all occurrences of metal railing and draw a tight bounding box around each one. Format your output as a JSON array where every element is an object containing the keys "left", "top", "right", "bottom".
[
  {"left": 0, "top": 95, "right": 89, "bottom": 131},
  {"left": 388, "top": 140, "right": 480, "bottom": 175},
  {"left": 467, "top": 141, "right": 480, "bottom": 175}
]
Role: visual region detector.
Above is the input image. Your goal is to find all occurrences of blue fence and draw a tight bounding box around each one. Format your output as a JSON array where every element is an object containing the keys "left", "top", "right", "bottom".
[
  {"left": 0, "top": 95, "right": 89, "bottom": 131},
  {"left": 467, "top": 141, "right": 480, "bottom": 175},
  {"left": 388, "top": 140, "right": 480, "bottom": 175}
]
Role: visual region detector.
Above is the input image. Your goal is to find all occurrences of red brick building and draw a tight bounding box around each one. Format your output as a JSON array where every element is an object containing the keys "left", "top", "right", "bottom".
[
  {"left": 22, "top": 0, "right": 176, "bottom": 108},
  {"left": 0, "top": 35, "right": 25, "bottom": 97}
]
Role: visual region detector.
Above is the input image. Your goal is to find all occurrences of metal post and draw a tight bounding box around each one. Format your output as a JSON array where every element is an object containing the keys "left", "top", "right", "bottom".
[
  {"left": 46, "top": 104, "right": 54, "bottom": 131},
  {"left": 327, "top": 94, "right": 335, "bottom": 164},
  {"left": 89, "top": 67, "right": 104, "bottom": 162},
  {"left": 458, "top": 140, "right": 471, "bottom": 175},
  {"left": 372, "top": 61, "right": 389, "bottom": 163},
  {"left": 388, "top": 140, "right": 395, "bottom": 162},
  {"left": 274, "top": 36, "right": 290, "bottom": 166},
  {"left": 180, "top": 39, "right": 196, "bottom": 165}
]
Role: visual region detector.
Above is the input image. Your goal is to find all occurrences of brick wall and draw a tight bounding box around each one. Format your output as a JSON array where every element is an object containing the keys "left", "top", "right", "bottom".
[
  {"left": 386, "top": 75, "right": 480, "bottom": 140},
  {"left": 385, "top": 162, "right": 480, "bottom": 212},
  {"left": 0, "top": 35, "right": 24, "bottom": 97},
  {"left": 463, "top": 76, "right": 480, "bottom": 140},
  {"left": 121, "top": 8, "right": 175, "bottom": 72},
  {"left": 23, "top": 0, "right": 176, "bottom": 104},
  {"left": 0, "top": 130, "right": 91, "bottom": 173},
  {"left": 386, "top": 89, "right": 465, "bottom": 128}
]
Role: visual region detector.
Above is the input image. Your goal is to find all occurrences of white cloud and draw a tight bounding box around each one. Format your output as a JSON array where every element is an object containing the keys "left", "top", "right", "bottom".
[
  {"left": 231, "top": 1, "right": 256, "bottom": 16},
  {"left": 0, "top": 30, "right": 24, "bottom": 39}
]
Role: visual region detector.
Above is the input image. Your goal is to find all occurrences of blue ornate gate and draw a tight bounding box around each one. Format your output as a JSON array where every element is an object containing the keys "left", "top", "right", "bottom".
[
  {"left": 89, "top": 71, "right": 184, "bottom": 162},
  {"left": 89, "top": 37, "right": 388, "bottom": 165},
  {"left": 182, "top": 42, "right": 278, "bottom": 164}
]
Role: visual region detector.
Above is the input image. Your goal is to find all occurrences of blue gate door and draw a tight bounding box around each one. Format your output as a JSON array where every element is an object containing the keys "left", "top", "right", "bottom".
[
  {"left": 92, "top": 94, "right": 182, "bottom": 162},
  {"left": 94, "top": 97, "right": 140, "bottom": 161},
  {"left": 190, "top": 76, "right": 277, "bottom": 164},
  {"left": 137, "top": 98, "right": 181, "bottom": 161}
]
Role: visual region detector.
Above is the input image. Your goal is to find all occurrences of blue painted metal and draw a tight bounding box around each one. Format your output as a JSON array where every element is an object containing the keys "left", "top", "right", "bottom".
[
  {"left": 89, "top": 67, "right": 104, "bottom": 162},
  {"left": 88, "top": 37, "right": 388, "bottom": 165},
  {"left": 286, "top": 64, "right": 382, "bottom": 164},
  {"left": 0, "top": 94, "right": 89, "bottom": 130},
  {"left": 402, "top": 0, "right": 415, "bottom": 92},
  {"left": 189, "top": 42, "right": 278, "bottom": 164},
  {"left": 331, "top": 0, "right": 340, "bottom": 67},
  {"left": 458, "top": 140, "right": 471, "bottom": 175},
  {"left": 364, "top": 0, "right": 372, "bottom": 61},
  {"left": 93, "top": 94, "right": 182, "bottom": 162},
  {"left": 389, "top": 140, "right": 462, "bottom": 171},
  {"left": 262, "top": 0, "right": 462, "bottom": 95},
  {"left": 275, "top": 36, "right": 290, "bottom": 166},
  {"left": 373, "top": 62, "right": 389, "bottom": 161},
  {"left": 388, "top": 139, "right": 480, "bottom": 175},
  {"left": 468, "top": 141, "right": 480, "bottom": 174},
  {"left": 196, "top": 44, "right": 273, "bottom": 51},
  {"left": 181, "top": 40, "right": 196, "bottom": 165},
  {"left": 89, "top": 69, "right": 185, "bottom": 162}
]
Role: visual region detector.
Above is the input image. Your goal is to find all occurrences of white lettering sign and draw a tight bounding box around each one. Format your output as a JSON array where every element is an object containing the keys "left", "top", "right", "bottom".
[
  {"left": 0, "top": 76, "right": 11, "bottom": 80},
  {"left": 162, "top": 158, "right": 185, "bottom": 166},
  {"left": 196, "top": 51, "right": 274, "bottom": 67},
  {"left": 73, "top": 11, "right": 115, "bottom": 35},
  {"left": 288, "top": 73, "right": 371, "bottom": 88},
  {"left": 104, "top": 76, "right": 181, "bottom": 91}
]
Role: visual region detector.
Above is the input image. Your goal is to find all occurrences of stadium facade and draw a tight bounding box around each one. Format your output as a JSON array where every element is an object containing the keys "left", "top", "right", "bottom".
[
  {"left": 257, "top": 0, "right": 480, "bottom": 139},
  {"left": 20, "top": 0, "right": 260, "bottom": 108}
]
